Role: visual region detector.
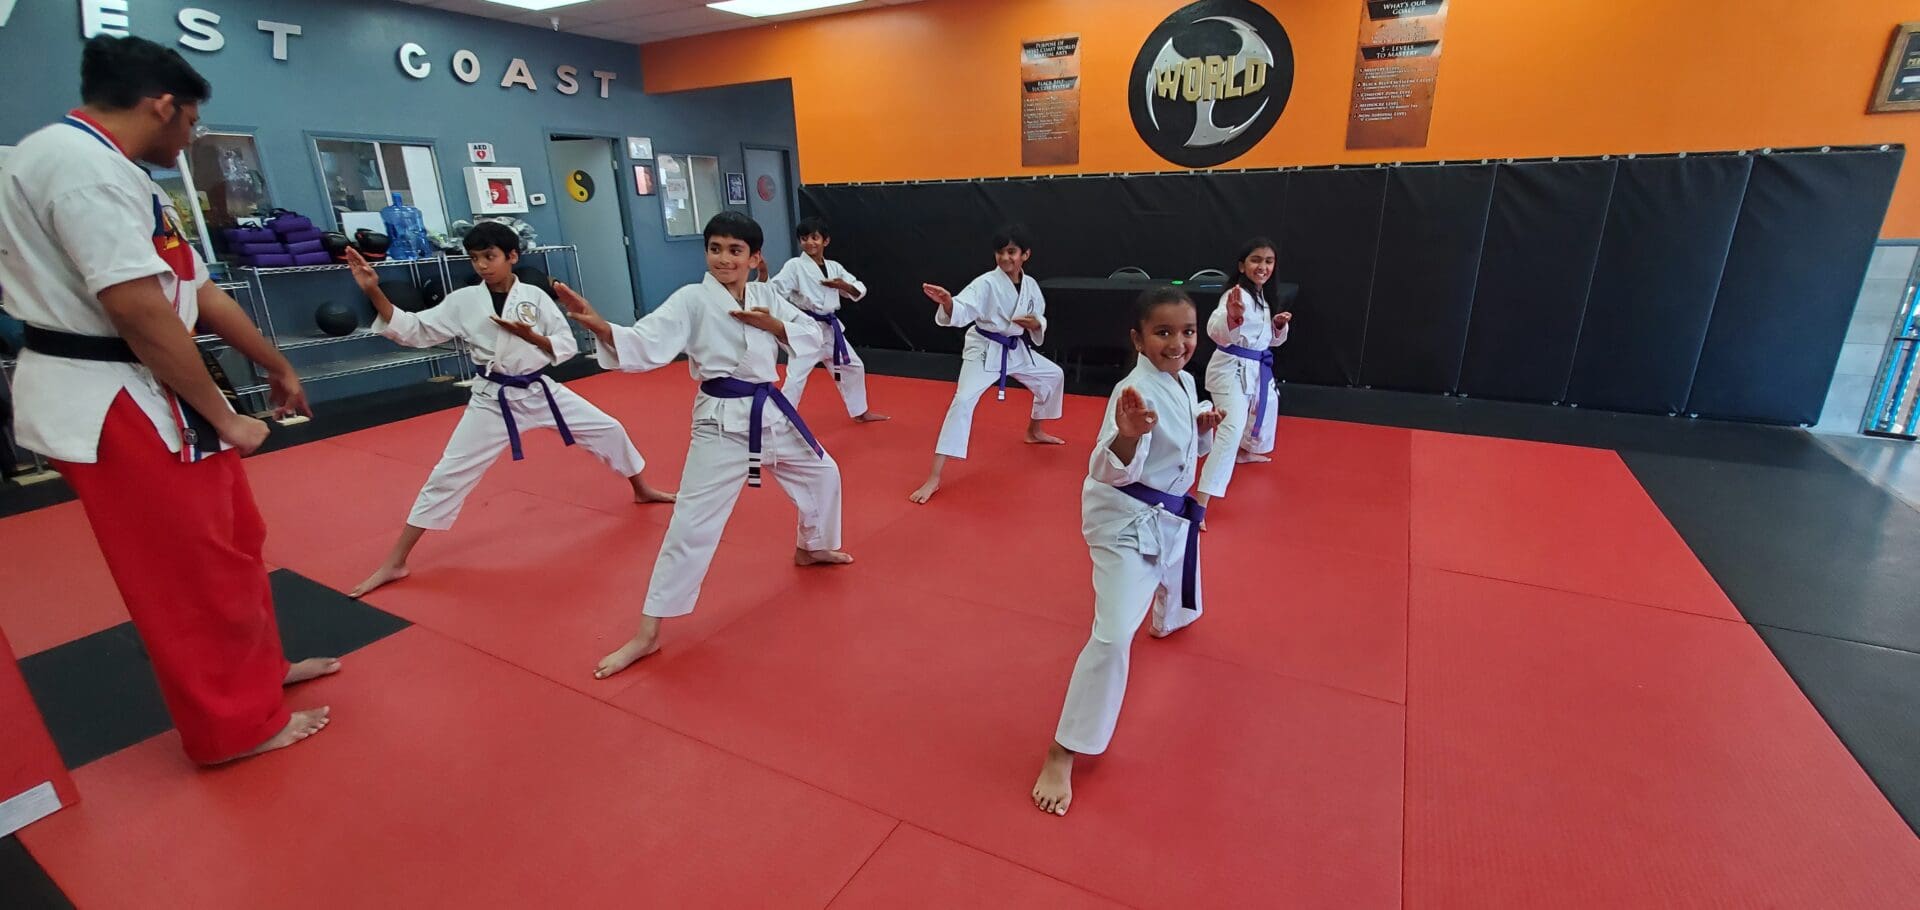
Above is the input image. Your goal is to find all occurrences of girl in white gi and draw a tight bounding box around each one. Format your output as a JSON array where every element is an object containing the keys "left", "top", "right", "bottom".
[
  {"left": 1033, "top": 287, "right": 1225, "bottom": 816},
  {"left": 771, "top": 217, "right": 889, "bottom": 423},
  {"left": 910, "top": 225, "right": 1067, "bottom": 504},
  {"left": 563, "top": 212, "right": 854, "bottom": 680},
  {"left": 1194, "top": 238, "right": 1292, "bottom": 526},
  {"left": 345, "top": 223, "right": 673, "bottom": 598}
]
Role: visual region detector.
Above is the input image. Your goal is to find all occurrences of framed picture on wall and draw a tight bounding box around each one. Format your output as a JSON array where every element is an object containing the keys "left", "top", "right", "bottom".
[
  {"left": 633, "top": 164, "right": 655, "bottom": 196},
  {"left": 726, "top": 172, "right": 748, "bottom": 206},
  {"left": 626, "top": 137, "right": 653, "bottom": 160},
  {"left": 1872, "top": 22, "right": 1920, "bottom": 112}
]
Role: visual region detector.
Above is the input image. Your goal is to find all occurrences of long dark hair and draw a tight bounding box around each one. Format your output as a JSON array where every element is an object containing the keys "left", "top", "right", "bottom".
[{"left": 1231, "top": 236, "right": 1277, "bottom": 307}]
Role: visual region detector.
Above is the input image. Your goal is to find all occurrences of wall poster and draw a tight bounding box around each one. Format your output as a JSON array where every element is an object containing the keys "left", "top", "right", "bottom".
[
  {"left": 1346, "top": 0, "right": 1449, "bottom": 149},
  {"left": 1021, "top": 34, "right": 1082, "bottom": 166},
  {"left": 1871, "top": 22, "right": 1920, "bottom": 113}
]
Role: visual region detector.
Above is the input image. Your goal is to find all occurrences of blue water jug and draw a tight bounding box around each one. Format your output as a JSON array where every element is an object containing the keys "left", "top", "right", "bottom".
[{"left": 380, "top": 193, "right": 430, "bottom": 261}]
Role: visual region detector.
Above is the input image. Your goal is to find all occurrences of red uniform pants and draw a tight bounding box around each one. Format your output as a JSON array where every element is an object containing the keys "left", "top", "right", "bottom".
[{"left": 53, "top": 394, "right": 290, "bottom": 764}]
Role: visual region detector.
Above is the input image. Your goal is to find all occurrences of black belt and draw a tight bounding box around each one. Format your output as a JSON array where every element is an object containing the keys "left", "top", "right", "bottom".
[
  {"left": 22, "top": 324, "right": 222, "bottom": 460},
  {"left": 22, "top": 325, "right": 138, "bottom": 362}
]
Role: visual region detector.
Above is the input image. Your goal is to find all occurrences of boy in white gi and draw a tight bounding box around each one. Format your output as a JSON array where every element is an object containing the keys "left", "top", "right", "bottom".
[
  {"left": 1195, "top": 237, "right": 1291, "bottom": 526},
  {"left": 345, "top": 223, "right": 673, "bottom": 598},
  {"left": 563, "top": 212, "right": 853, "bottom": 680},
  {"left": 910, "top": 225, "right": 1066, "bottom": 504},
  {"left": 1032, "top": 286, "right": 1224, "bottom": 816},
  {"left": 770, "top": 217, "right": 888, "bottom": 423}
]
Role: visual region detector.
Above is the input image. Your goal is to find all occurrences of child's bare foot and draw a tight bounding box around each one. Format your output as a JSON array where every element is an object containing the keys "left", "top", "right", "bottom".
[
  {"left": 1032, "top": 742, "right": 1075, "bottom": 816},
  {"left": 349, "top": 564, "right": 408, "bottom": 599},
  {"left": 1236, "top": 451, "right": 1272, "bottom": 464},
  {"left": 595, "top": 630, "right": 661, "bottom": 680},
  {"left": 634, "top": 485, "right": 678, "bottom": 504},
  {"left": 909, "top": 478, "right": 940, "bottom": 504},
  {"left": 217, "top": 707, "right": 330, "bottom": 764},
  {"left": 1025, "top": 428, "right": 1067, "bottom": 445},
  {"left": 795, "top": 547, "right": 854, "bottom": 566},
  {"left": 284, "top": 658, "right": 341, "bottom": 685},
  {"left": 853, "top": 411, "right": 891, "bottom": 422}
]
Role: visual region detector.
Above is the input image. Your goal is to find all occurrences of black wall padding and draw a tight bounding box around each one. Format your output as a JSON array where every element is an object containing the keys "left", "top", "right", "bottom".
[
  {"left": 1456, "top": 160, "right": 1617, "bottom": 403},
  {"left": 1273, "top": 168, "right": 1389, "bottom": 386},
  {"left": 1566, "top": 155, "right": 1754, "bottom": 414},
  {"left": 1358, "top": 164, "right": 1497, "bottom": 393},
  {"left": 802, "top": 146, "right": 1902, "bottom": 425},
  {"left": 806, "top": 182, "right": 986, "bottom": 356},
  {"left": 1687, "top": 149, "right": 1906, "bottom": 424}
]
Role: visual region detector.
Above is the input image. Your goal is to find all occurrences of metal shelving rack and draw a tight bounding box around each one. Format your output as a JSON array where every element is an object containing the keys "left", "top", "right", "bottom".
[
  {"left": 1, "top": 354, "right": 56, "bottom": 482},
  {"left": 235, "top": 253, "right": 471, "bottom": 398},
  {"left": 233, "top": 244, "right": 586, "bottom": 395}
]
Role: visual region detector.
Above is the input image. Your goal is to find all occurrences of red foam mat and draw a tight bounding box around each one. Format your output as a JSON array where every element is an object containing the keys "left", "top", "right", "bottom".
[
  {"left": 1405, "top": 567, "right": 1920, "bottom": 908},
  {"left": 0, "top": 501, "right": 131, "bottom": 655},
  {"left": 612, "top": 586, "right": 1407, "bottom": 909},
  {"left": 1410, "top": 431, "right": 1740, "bottom": 619},
  {"left": 828, "top": 824, "right": 1124, "bottom": 909},
  {"left": 8, "top": 367, "right": 1919, "bottom": 907},
  {"left": 19, "top": 627, "right": 895, "bottom": 908}
]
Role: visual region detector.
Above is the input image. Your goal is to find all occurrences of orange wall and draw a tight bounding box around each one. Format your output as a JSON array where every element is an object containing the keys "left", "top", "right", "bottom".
[{"left": 645, "top": 0, "right": 1920, "bottom": 236}]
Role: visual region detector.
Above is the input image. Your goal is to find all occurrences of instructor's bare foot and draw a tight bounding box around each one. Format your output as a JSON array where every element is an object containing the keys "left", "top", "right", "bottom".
[
  {"left": 795, "top": 547, "right": 854, "bottom": 566},
  {"left": 1032, "top": 742, "right": 1075, "bottom": 816},
  {"left": 284, "top": 658, "right": 341, "bottom": 685},
  {"left": 909, "top": 479, "right": 940, "bottom": 504},
  {"left": 595, "top": 631, "right": 660, "bottom": 680},
  {"left": 1236, "top": 451, "right": 1272, "bottom": 464},
  {"left": 349, "top": 564, "right": 409, "bottom": 599},
  {"left": 218, "top": 707, "right": 330, "bottom": 764},
  {"left": 1025, "top": 429, "right": 1067, "bottom": 446},
  {"left": 853, "top": 411, "right": 891, "bottom": 423}
]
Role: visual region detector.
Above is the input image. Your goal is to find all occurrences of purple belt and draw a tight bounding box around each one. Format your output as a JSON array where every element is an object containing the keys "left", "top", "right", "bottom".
[
  {"left": 700, "top": 377, "right": 824, "bottom": 488},
  {"left": 488, "top": 367, "right": 574, "bottom": 461},
  {"left": 805, "top": 310, "right": 851, "bottom": 377},
  {"left": 1116, "top": 482, "right": 1204, "bottom": 611},
  {"left": 1220, "top": 343, "right": 1276, "bottom": 438},
  {"left": 974, "top": 326, "right": 1026, "bottom": 401}
]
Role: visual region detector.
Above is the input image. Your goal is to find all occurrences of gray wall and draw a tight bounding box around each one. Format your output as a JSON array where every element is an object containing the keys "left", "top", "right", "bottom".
[{"left": 0, "top": 0, "right": 798, "bottom": 399}]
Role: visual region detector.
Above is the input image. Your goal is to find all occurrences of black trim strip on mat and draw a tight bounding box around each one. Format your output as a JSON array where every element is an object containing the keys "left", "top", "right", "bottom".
[
  {"left": 19, "top": 570, "right": 410, "bottom": 769},
  {"left": 7, "top": 569, "right": 408, "bottom": 906},
  {"left": 0, "top": 835, "right": 73, "bottom": 910}
]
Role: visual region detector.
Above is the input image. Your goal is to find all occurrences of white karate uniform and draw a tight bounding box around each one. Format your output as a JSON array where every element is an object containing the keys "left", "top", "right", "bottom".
[
  {"left": 374, "top": 280, "right": 646, "bottom": 530},
  {"left": 0, "top": 116, "right": 226, "bottom": 463},
  {"left": 595, "top": 274, "right": 841, "bottom": 619},
  {"left": 1054, "top": 356, "right": 1213, "bottom": 755},
  {"left": 1196, "top": 285, "right": 1289, "bottom": 499},
  {"left": 932, "top": 269, "right": 1066, "bottom": 458},
  {"left": 770, "top": 255, "right": 871, "bottom": 417}
]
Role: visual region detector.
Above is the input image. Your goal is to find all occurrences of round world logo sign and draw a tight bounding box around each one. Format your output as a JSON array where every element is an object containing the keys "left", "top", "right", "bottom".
[{"left": 1128, "top": 0, "right": 1295, "bottom": 168}]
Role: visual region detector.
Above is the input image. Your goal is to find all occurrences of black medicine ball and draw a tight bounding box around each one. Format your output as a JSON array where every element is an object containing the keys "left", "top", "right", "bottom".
[{"left": 314, "top": 301, "right": 358, "bottom": 337}]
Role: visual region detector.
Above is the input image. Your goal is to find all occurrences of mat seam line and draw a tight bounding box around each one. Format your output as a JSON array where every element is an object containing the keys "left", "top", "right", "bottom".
[
  {"left": 857, "top": 562, "right": 1411, "bottom": 708},
  {"left": 1751, "top": 623, "right": 1920, "bottom": 660},
  {"left": 820, "top": 819, "right": 901, "bottom": 909},
  {"left": 1401, "top": 432, "right": 1413, "bottom": 910},
  {"left": 1411, "top": 563, "right": 1747, "bottom": 628},
  {"left": 394, "top": 625, "right": 1147, "bottom": 909}
]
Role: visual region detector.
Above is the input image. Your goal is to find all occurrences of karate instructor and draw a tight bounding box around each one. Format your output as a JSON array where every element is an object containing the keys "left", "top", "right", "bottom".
[{"left": 0, "top": 36, "right": 335, "bottom": 764}]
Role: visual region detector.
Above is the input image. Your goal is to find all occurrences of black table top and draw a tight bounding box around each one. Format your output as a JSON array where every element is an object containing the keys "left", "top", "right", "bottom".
[{"left": 1040, "top": 276, "right": 1230, "bottom": 294}]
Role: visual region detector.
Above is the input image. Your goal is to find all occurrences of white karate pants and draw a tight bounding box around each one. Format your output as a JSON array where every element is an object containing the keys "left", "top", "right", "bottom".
[{"left": 641, "top": 420, "right": 843, "bottom": 618}]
